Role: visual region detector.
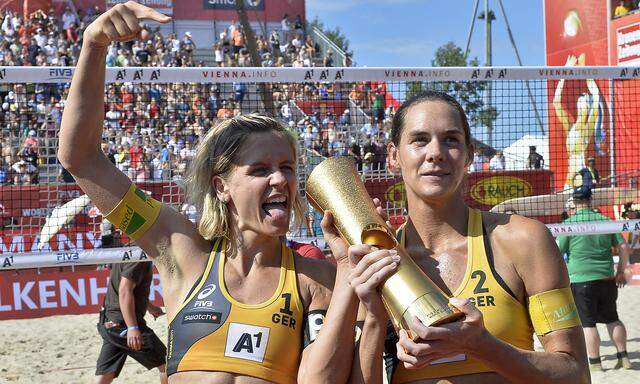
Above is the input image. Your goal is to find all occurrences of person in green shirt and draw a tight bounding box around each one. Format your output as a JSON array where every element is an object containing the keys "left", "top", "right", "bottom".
[{"left": 558, "top": 190, "right": 631, "bottom": 371}]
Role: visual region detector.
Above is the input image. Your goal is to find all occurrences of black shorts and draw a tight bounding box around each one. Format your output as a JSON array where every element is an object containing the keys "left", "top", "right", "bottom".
[
  {"left": 95, "top": 322, "right": 167, "bottom": 377},
  {"left": 571, "top": 279, "right": 619, "bottom": 328}
]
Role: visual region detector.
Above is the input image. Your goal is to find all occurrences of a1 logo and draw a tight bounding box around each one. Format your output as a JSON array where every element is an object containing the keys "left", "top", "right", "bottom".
[{"left": 224, "top": 323, "right": 270, "bottom": 363}]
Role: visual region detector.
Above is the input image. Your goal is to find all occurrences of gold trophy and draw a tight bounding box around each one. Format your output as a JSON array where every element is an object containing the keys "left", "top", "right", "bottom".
[{"left": 306, "top": 157, "right": 463, "bottom": 337}]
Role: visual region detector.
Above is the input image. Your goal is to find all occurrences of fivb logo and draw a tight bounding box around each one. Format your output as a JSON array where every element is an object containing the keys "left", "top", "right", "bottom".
[
  {"left": 225, "top": 323, "right": 270, "bottom": 363},
  {"left": 194, "top": 283, "right": 217, "bottom": 308}
]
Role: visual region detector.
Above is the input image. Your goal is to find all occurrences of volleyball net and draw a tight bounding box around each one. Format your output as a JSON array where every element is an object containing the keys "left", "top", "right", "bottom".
[{"left": 1, "top": 66, "right": 639, "bottom": 269}]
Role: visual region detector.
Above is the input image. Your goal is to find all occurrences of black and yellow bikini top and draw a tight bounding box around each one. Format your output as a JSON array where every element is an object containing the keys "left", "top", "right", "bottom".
[{"left": 166, "top": 238, "right": 304, "bottom": 384}]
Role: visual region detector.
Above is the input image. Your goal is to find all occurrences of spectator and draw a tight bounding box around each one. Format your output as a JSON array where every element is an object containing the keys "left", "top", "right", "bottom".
[
  {"left": 614, "top": 0, "right": 630, "bottom": 17},
  {"left": 557, "top": 189, "right": 632, "bottom": 371},
  {"left": 371, "top": 86, "right": 385, "bottom": 123},
  {"left": 0, "top": 158, "right": 9, "bottom": 185},
  {"left": 489, "top": 150, "right": 506, "bottom": 171},
  {"left": 361, "top": 116, "right": 378, "bottom": 138},
  {"left": 269, "top": 30, "right": 280, "bottom": 57},
  {"left": 23, "top": 129, "right": 38, "bottom": 147},
  {"left": 96, "top": 262, "right": 167, "bottom": 383},
  {"left": 323, "top": 50, "right": 334, "bottom": 67},
  {"left": 182, "top": 31, "right": 195, "bottom": 58},
  {"left": 231, "top": 27, "right": 244, "bottom": 59},
  {"left": 61, "top": 7, "right": 78, "bottom": 41},
  {"left": 293, "top": 14, "right": 304, "bottom": 35},
  {"left": 527, "top": 145, "right": 544, "bottom": 169},
  {"left": 234, "top": 82, "right": 246, "bottom": 106},
  {"left": 11, "top": 159, "right": 37, "bottom": 185},
  {"left": 586, "top": 157, "right": 600, "bottom": 185},
  {"left": 281, "top": 13, "right": 290, "bottom": 41},
  {"left": 213, "top": 42, "right": 224, "bottom": 66},
  {"left": 471, "top": 148, "right": 485, "bottom": 172}
]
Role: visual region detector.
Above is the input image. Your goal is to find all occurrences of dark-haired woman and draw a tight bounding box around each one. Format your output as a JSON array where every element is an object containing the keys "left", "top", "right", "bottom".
[
  {"left": 347, "top": 91, "right": 590, "bottom": 383},
  {"left": 58, "top": 3, "right": 366, "bottom": 383}
]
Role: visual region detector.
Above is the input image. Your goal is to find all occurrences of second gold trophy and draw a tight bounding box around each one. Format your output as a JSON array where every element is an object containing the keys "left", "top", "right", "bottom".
[{"left": 306, "top": 157, "right": 462, "bottom": 337}]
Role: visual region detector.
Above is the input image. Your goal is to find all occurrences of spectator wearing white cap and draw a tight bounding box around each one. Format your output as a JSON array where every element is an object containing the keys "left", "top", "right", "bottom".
[
  {"left": 11, "top": 160, "right": 37, "bottom": 185},
  {"left": 34, "top": 27, "right": 46, "bottom": 47},
  {"left": 23, "top": 130, "right": 38, "bottom": 148},
  {"left": 183, "top": 31, "right": 195, "bottom": 58},
  {"left": 43, "top": 37, "right": 56, "bottom": 64}
]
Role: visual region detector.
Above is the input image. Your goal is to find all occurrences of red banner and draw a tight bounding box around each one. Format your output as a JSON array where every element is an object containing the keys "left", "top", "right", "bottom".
[
  {"left": 295, "top": 100, "right": 348, "bottom": 116},
  {"left": 544, "top": 0, "right": 609, "bottom": 66},
  {"left": 544, "top": 0, "right": 614, "bottom": 191},
  {"left": 0, "top": 267, "right": 164, "bottom": 320},
  {"left": 0, "top": 181, "right": 182, "bottom": 253},
  {"left": 609, "top": 13, "right": 640, "bottom": 187}
]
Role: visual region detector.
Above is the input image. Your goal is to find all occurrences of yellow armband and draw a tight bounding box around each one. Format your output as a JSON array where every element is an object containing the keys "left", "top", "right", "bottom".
[
  {"left": 528, "top": 287, "right": 581, "bottom": 336},
  {"left": 104, "top": 183, "right": 161, "bottom": 240}
]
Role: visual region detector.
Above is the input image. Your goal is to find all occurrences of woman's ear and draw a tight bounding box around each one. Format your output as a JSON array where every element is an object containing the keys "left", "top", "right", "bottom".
[
  {"left": 465, "top": 143, "right": 475, "bottom": 168},
  {"left": 387, "top": 142, "right": 400, "bottom": 175},
  {"left": 212, "top": 175, "right": 229, "bottom": 203}
]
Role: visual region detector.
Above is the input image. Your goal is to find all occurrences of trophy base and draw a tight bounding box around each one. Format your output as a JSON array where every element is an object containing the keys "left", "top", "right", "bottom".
[{"left": 400, "top": 292, "right": 465, "bottom": 341}]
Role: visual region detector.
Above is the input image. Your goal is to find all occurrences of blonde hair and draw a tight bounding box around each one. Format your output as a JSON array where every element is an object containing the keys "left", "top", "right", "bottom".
[{"left": 185, "top": 113, "right": 304, "bottom": 242}]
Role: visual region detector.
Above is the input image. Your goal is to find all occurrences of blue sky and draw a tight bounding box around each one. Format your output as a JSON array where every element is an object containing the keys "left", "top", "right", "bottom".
[{"left": 306, "top": 0, "right": 545, "bottom": 67}]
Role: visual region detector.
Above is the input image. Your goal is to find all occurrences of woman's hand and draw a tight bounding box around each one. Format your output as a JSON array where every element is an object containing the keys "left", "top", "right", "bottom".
[
  {"left": 348, "top": 245, "right": 399, "bottom": 320},
  {"left": 320, "top": 210, "right": 350, "bottom": 265},
  {"left": 83, "top": 1, "right": 170, "bottom": 48},
  {"left": 319, "top": 198, "right": 392, "bottom": 266},
  {"left": 396, "top": 298, "right": 489, "bottom": 369}
]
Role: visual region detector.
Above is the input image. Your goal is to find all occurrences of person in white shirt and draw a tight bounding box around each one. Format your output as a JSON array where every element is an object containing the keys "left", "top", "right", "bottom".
[
  {"left": 62, "top": 7, "right": 78, "bottom": 41},
  {"left": 470, "top": 148, "right": 485, "bottom": 172},
  {"left": 43, "top": 38, "right": 57, "bottom": 64},
  {"left": 34, "top": 28, "right": 47, "bottom": 48},
  {"left": 489, "top": 150, "right": 506, "bottom": 171},
  {"left": 281, "top": 14, "right": 291, "bottom": 41},
  {"left": 291, "top": 34, "right": 303, "bottom": 49},
  {"left": 280, "top": 103, "right": 291, "bottom": 121},
  {"left": 179, "top": 141, "right": 196, "bottom": 162},
  {"left": 62, "top": 7, "right": 77, "bottom": 29},
  {"left": 11, "top": 160, "right": 37, "bottom": 185},
  {"left": 105, "top": 105, "right": 121, "bottom": 129}
]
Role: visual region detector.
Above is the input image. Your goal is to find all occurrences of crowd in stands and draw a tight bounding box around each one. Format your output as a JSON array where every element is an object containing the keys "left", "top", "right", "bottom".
[
  {"left": 0, "top": 6, "right": 360, "bottom": 187},
  {"left": 0, "top": 5, "right": 541, "bottom": 192}
]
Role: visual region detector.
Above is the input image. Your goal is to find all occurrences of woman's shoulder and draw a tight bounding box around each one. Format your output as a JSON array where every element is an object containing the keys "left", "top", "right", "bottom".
[
  {"left": 481, "top": 210, "right": 552, "bottom": 246},
  {"left": 481, "top": 210, "right": 564, "bottom": 286}
]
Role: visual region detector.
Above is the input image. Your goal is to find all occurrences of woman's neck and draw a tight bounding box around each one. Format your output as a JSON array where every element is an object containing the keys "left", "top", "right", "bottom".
[
  {"left": 405, "top": 191, "right": 469, "bottom": 252},
  {"left": 227, "top": 227, "right": 282, "bottom": 276}
]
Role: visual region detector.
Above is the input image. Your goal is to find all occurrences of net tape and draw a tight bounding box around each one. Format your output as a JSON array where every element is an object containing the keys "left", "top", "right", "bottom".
[{"left": 1, "top": 65, "right": 640, "bottom": 84}]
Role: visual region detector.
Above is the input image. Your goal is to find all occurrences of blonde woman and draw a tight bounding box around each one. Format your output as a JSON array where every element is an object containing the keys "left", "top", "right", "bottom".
[{"left": 59, "top": 2, "right": 367, "bottom": 383}]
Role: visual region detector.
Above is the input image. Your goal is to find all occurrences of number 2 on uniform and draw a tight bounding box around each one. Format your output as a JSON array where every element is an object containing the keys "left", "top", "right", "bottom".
[{"left": 471, "top": 270, "right": 489, "bottom": 294}]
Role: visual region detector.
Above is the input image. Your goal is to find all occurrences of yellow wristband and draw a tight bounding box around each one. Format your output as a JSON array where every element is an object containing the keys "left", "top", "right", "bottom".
[
  {"left": 104, "top": 183, "right": 161, "bottom": 240},
  {"left": 528, "top": 287, "right": 581, "bottom": 336}
]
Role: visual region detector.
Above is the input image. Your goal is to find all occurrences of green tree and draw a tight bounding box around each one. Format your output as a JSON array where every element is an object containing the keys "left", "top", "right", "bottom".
[
  {"left": 309, "top": 17, "right": 352, "bottom": 55},
  {"left": 407, "top": 42, "right": 496, "bottom": 133}
]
